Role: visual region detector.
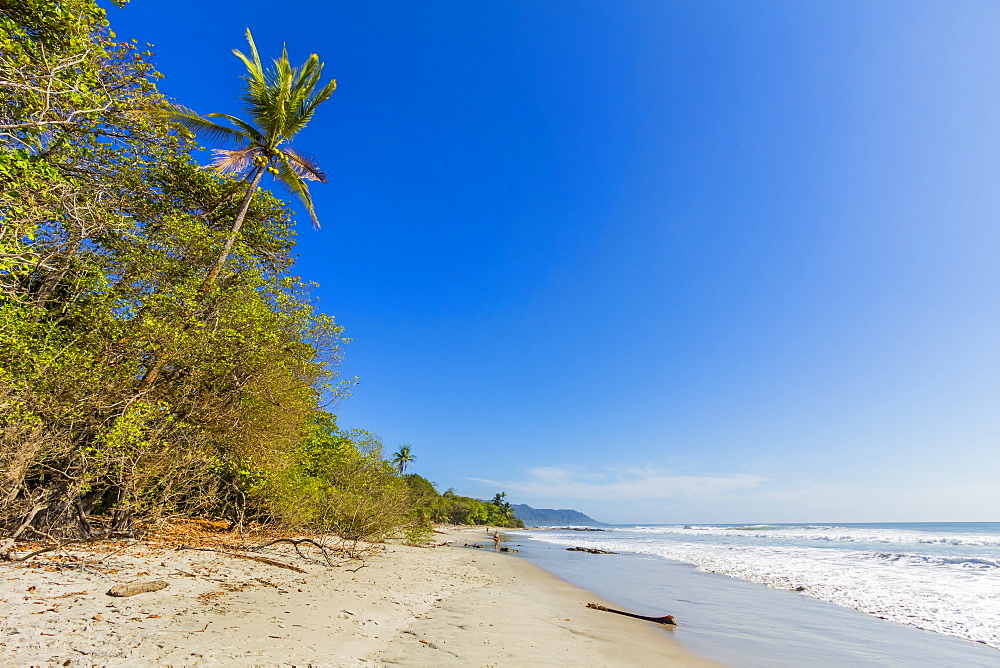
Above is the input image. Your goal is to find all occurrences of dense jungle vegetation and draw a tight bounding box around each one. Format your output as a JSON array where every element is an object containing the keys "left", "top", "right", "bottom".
[{"left": 0, "top": 0, "right": 520, "bottom": 558}]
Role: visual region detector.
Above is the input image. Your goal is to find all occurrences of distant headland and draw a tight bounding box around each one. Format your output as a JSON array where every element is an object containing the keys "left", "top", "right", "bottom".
[{"left": 511, "top": 504, "right": 605, "bottom": 526}]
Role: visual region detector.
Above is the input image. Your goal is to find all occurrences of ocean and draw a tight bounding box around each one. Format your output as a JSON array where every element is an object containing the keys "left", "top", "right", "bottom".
[{"left": 512, "top": 522, "right": 1000, "bottom": 666}]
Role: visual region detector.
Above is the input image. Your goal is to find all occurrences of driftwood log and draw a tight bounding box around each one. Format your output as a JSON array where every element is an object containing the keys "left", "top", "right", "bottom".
[
  {"left": 567, "top": 547, "right": 617, "bottom": 554},
  {"left": 107, "top": 580, "right": 168, "bottom": 597},
  {"left": 586, "top": 602, "right": 676, "bottom": 625}
]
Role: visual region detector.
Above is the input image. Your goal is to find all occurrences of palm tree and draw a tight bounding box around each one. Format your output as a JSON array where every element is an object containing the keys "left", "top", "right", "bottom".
[
  {"left": 491, "top": 492, "right": 512, "bottom": 519},
  {"left": 491, "top": 492, "right": 507, "bottom": 507},
  {"left": 138, "top": 30, "right": 335, "bottom": 392},
  {"left": 170, "top": 28, "right": 337, "bottom": 293},
  {"left": 391, "top": 444, "right": 415, "bottom": 474}
]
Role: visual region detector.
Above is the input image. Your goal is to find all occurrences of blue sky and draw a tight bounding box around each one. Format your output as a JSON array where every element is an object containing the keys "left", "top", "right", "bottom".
[{"left": 108, "top": 1, "right": 1000, "bottom": 523}]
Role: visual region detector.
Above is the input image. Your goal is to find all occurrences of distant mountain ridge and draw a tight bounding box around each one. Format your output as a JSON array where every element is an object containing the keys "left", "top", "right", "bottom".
[{"left": 511, "top": 503, "right": 605, "bottom": 526}]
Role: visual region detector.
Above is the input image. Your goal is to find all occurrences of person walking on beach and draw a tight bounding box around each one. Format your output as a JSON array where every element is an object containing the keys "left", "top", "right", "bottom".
[{"left": 493, "top": 530, "right": 500, "bottom": 552}]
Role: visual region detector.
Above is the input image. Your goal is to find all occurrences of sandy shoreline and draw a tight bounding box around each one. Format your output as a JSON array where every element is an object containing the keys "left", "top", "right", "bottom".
[{"left": 1, "top": 526, "right": 712, "bottom": 666}]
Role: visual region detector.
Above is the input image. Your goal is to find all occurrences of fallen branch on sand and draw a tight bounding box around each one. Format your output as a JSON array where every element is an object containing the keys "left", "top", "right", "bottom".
[
  {"left": 242, "top": 537, "right": 345, "bottom": 566},
  {"left": 176, "top": 546, "right": 307, "bottom": 573},
  {"left": 245, "top": 537, "right": 332, "bottom": 552},
  {"left": 2, "top": 533, "right": 118, "bottom": 562},
  {"left": 586, "top": 602, "right": 676, "bottom": 625}
]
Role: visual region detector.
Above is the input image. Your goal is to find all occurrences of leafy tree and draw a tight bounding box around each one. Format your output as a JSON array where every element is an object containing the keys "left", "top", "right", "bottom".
[
  {"left": 401, "top": 473, "right": 438, "bottom": 526},
  {"left": 391, "top": 444, "right": 416, "bottom": 474},
  {"left": 403, "top": 473, "right": 437, "bottom": 506},
  {"left": 269, "top": 416, "right": 409, "bottom": 554},
  {"left": 1, "top": 0, "right": 183, "bottom": 539},
  {"left": 407, "top": 487, "right": 523, "bottom": 528}
]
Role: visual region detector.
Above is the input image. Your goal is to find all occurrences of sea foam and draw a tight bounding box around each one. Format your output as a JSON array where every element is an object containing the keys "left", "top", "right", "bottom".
[{"left": 524, "top": 523, "right": 1000, "bottom": 650}]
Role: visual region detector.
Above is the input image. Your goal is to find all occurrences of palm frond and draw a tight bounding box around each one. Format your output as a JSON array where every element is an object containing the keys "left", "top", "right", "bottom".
[
  {"left": 167, "top": 104, "right": 248, "bottom": 147},
  {"left": 273, "top": 152, "right": 321, "bottom": 229},
  {"left": 281, "top": 147, "right": 326, "bottom": 182},
  {"left": 291, "top": 58, "right": 319, "bottom": 102},
  {"left": 285, "top": 77, "right": 337, "bottom": 139},
  {"left": 232, "top": 28, "right": 265, "bottom": 85},
  {"left": 210, "top": 148, "right": 259, "bottom": 174},
  {"left": 286, "top": 58, "right": 331, "bottom": 130},
  {"left": 204, "top": 112, "right": 265, "bottom": 145},
  {"left": 259, "top": 46, "right": 290, "bottom": 140},
  {"left": 233, "top": 39, "right": 335, "bottom": 146},
  {"left": 234, "top": 30, "right": 272, "bottom": 129}
]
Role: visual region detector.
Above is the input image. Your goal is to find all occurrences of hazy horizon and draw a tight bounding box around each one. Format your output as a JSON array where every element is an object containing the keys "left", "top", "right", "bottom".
[{"left": 510, "top": 502, "right": 999, "bottom": 526}]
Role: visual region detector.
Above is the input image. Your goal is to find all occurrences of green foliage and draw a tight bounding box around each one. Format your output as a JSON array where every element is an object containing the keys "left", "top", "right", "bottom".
[
  {"left": 0, "top": 1, "right": 349, "bottom": 538},
  {"left": 267, "top": 415, "right": 410, "bottom": 547},
  {"left": 0, "top": 0, "right": 505, "bottom": 550},
  {"left": 403, "top": 524, "right": 435, "bottom": 546},
  {"left": 403, "top": 473, "right": 438, "bottom": 507},
  {"left": 400, "top": 477, "right": 524, "bottom": 528}
]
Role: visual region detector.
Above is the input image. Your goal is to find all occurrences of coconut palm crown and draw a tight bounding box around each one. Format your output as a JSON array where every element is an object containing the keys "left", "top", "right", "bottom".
[
  {"left": 169, "top": 29, "right": 336, "bottom": 289},
  {"left": 391, "top": 444, "right": 416, "bottom": 475},
  {"left": 172, "top": 29, "right": 335, "bottom": 225}
]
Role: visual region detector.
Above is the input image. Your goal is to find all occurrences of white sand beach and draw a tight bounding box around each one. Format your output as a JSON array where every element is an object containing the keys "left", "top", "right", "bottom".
[{"left": 1, "top": 525, "right": 712, "bottom": 666}]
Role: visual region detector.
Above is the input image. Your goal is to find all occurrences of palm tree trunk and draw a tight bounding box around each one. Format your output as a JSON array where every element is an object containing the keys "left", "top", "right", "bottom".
[
  {"left": 137, "top": 168, "right": 264, "bottom": 392},
  {"left": 199, "top": 167, "right": 264, "bottom": 294}
]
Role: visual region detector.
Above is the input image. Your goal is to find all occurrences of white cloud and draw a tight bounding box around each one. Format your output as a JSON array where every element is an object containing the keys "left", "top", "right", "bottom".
[{"left": 469, "top": 466, "right": 766, "bottom": 501}]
